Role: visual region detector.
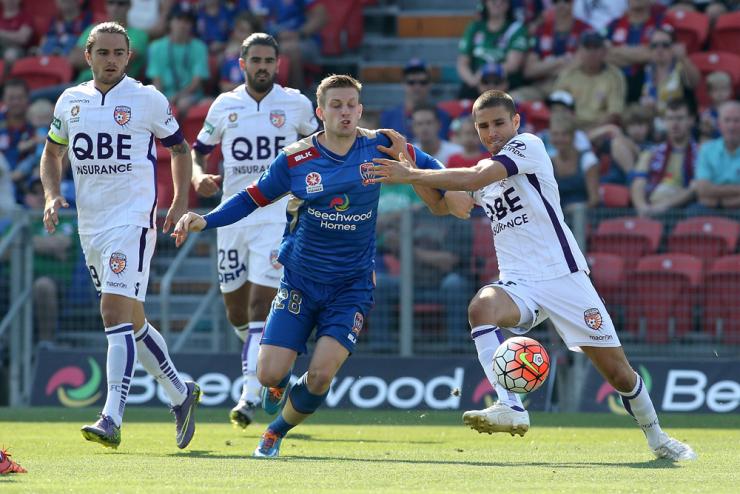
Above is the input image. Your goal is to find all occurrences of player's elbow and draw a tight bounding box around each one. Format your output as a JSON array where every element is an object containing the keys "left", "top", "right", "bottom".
[{"left": 426, "top": 199, "right": 448, "bottom": 216}]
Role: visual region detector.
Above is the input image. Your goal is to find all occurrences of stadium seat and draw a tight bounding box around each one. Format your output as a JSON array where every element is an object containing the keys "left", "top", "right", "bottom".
[
  {"left": 664, "top": 9, "right": 709, "bottom": 53},
  {"left": 599, "top": 183, "right": 630, "bottom": 208},
  {"left": 318, "top": 0, "right": 364, "bottom": 56},
  {"left": 181, "top": 101, "right": 212, "bottom": 144},
  {"left": 471, "top": 216, "right": 499, "bottom": 284},
  {"left": 688, "top": 52, "right": 740, "bottom": 107},
  {"left": 516, "top": 100, "right": 550, "bottom": 132},
  {"left": 9, "top": 56, "right": 73, "bottom": 91},
  {"left": 703, "top": 255, "right": 740, "bottom": 343},
  {"left": 589, "top": 217, "right": 662, "bottom": 270},
  {"left": 625, "top": 254, "right": 703, "bottom": 343},
  {"left": 437, "top": 99, "right": 474, "bottom": 119},
  {"left": 397, "top": 14, "right": 474, "bottom": 38},
  {"left": 667, "top": 216, "right": 740, "bottom": 268},
  {"left": 710, "top": 12, "right": 740, "bottom": 52},
  {"left": 586, "top": 253, "right": 626, "bottom": 308}
]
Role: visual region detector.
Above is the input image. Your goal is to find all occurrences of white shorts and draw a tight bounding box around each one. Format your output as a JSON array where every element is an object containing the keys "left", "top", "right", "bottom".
[
  {"left": 487, "top": 270, "right": 621, "bottom": 352},
  {"left": 217, "top": 223, "right": 284, "bottom": 293},
  {"left": 79, "top": 225, "right": 156, "bottom": 302}
]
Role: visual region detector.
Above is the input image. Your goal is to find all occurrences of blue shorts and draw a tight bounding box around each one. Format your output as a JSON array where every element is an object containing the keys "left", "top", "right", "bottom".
[{"left": 261, "top": 268, "right": 374, "bottom": 354}]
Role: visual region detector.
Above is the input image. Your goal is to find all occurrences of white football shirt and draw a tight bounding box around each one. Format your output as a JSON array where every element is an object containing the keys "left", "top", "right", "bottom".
[
  {"left": 49, "top": 76, "right": 182, "bottom": 235},
  {"left": 194, "top": 83, "right": 318, "bottom": 228},
  {"left": 474, "top": 132, "right": 589, "bottom": 282}
]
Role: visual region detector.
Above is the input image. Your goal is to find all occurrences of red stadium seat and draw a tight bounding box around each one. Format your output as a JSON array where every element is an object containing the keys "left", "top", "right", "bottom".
[
  {"left": 9, "top": 56, "right": 73, "bottom": 91},
  {"left": 688, "top": 51, "right": 740, "bottom": 107},
  {"left": 703, "top": 255, "right": 740, "bottom": 343},
  {"left": 471, "top": 216, "right": 499, "bottom": 284},
  {"left": 589, "top": 217, "right": 662, "bottom": 270},
  {"left": 318, "top": 0, "right": 364, "bottom": 56},
  {"left": 667, "top": 216, "right": 740, "bottom": 268},
  {"left": 180, "top": 100, "right": 212, "bottom": 144},
  {"left": 664, "top": 9, "right": 709, "bottom": 53},
  {"left": 517, "top": 100, "right": 550, "bottom": 132},
  {"left": 710, "top": 12, "right": 740, "bottom": 52},
  {"left": 625, "top": 254, "right": 703, "bottom": 343},
  {"left": 586, "top": 253, "right": 626, "bottom": 308},
  {"left": 599, "top": 183, "right": 630, "bottom": 208},
  {"left": 437, "top": 99, "right": 474, "bottom": 119}
]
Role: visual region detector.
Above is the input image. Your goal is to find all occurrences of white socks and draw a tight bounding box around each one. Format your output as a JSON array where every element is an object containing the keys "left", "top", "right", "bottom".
[
  {"left": 102, "top": 324, "right": 137, "bottom": 426},
  {"left": 618, "top": 372, "right": 666, "bottom": 448},
  {"left": 471, "top": 325, "right": 525, "bottom": 411},
  {"left": 135, "top": 321, "right": 188, "bottom": 406},
  {"left": 238, "top": 321, "right": 264, "bottom": 404}
]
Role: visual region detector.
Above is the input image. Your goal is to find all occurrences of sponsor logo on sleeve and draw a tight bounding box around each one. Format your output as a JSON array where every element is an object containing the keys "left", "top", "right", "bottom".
[
  {"left": 52, "top": 116, "right": 62, "bottom": 130},
  {"left": 203, "top": 121, "right": 215, "bottom": 135},
  {"left": 228, "top": 112, "right": 237, "bottom": 122}
]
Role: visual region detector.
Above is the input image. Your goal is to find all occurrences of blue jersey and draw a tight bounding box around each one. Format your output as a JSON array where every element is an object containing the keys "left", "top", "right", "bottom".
[{"left": 245, "top": 129, "right": 443, "bottom": 283}]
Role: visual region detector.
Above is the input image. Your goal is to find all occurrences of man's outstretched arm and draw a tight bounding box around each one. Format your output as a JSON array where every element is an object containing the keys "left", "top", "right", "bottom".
[{"left": 371, "top": 156, "right": 509, "bottom": 191}]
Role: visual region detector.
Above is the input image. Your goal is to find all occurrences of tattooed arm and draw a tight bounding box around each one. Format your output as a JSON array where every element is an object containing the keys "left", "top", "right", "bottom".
[{"left": 163, "top": 140, "right": 193, "bottom": 233}]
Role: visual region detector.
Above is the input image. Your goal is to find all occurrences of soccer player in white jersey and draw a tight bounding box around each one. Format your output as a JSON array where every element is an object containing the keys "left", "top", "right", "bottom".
[
  {"left": 190, "top": 33, "right": 319, "bottom": 428},
  {"left": 370, "top": 90, "right": 696, "bottom": 462},
  {"left": 40, "top": 22, "right": 200, "bottom": 450}
]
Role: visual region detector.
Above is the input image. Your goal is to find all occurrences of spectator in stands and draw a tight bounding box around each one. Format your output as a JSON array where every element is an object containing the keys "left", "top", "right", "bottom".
[
  {"left": 630, "top": 99, "right": 697, "bottom": 216},
  {"left": 379, "top": 59, "right": 452, "bottom": 141},
  {"left": 704, "top": 0, "right": 740, "bottom": 22},
  {"left": 610, "top": 103, "right": 656, "bottom": 179},
  {"left": 0, "top": 152, "right": 19, "bottom": 231},
  {"left": 477, "top": 62, "right": 509, "bottom": 95},
  {"left": 196, "top": 0, "right": 232, "bottom": 54},
  {"left": 457, "top": 0, "right": 529, "bottom": 99},
  {"left": 245, "top": 0, "right": 327, "bottom": 91},
  {"left": 699, "top": 71, "right": 734, "bottom": 143},
  {"left": 146, "top": 3, "right": 210, "bottom": 115},
  {"left": 14, "top": 99, "right": 53, "bottom": 186},
  {"left": 70, "top": 0, "right": 149, "bottom": 82},
  {"left": 0, "top": 79, "right": 33, "bottom": 199},
  {"left": 606, "top": 0, "right": 667, "bottom": 102},
  {"left": 24, "top": 176, "right": 77, "bottom": 344},
  {"left": 39, "top": 0, "right": 92, "bottom": 56},
  {"left": 519, "top": 0, "right": 592, "bottom": 101},
  {"left": 512, "top": 0, "right": 548, "bottom": 31},
  {"left": 554, "top": 31, "right": 627, "bottom": 129},
  {"left": 573, "top": 0, "right": 627, "bottom": 31},
  {"left": 539, "top": 90, "right": 593, "bottom": 155},
  {"left": 695, "top": 100, "right": 740, "bottom": 210},
  {"left": 448, "top": 117, "right": 488, "bottom": 168},
  {"left": 0, "top": 0, "right": 33, "bottom": 64},
  {"left": 412, "top": 104, "right": 463, "bottom": 166},
  {"left": 373, "top": 209, "right": 473, "bottom": 351},
  {"left": 547, "top": 114, "right": 600, "bottom": 208},
  {"left": 128, "top": 0, "right": 175, "bottom": 39},
  {"left": 639, "top": 25, "right": 700, "bottom": 117},
  {"left": 219, "top": 12, "right": 262, "bottom": 92}
]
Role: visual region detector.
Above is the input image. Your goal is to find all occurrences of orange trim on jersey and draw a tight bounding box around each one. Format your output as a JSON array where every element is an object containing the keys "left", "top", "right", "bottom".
[
  {"left": 287, "top": 147, "right": 319, "bottom": 168},
  {"left": 246, "top": 183, "right": 270, "bottom": 207}
]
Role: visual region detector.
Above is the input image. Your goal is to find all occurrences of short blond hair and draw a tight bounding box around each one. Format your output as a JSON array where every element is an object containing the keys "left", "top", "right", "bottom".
[
  {"left": 707, "top": 71, "right": 732, "bottom": 89},
  {"left": 316, "top": 74, "right": 362, "bottom": 107}
]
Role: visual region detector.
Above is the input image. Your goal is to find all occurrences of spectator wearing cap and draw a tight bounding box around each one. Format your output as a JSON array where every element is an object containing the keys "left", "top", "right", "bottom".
[
  {"left": 477, "top": 62, "right": 509, "bottom": 95},
  {"left": 0, "top": 0, "right": 34, "bottom": 64},
  {"left": 519, "top": 0, "right": 592, "bottom": 101},
  {"left": 240, "top": 0, "right": 327, "bottom": 91},
  {"left": 39, "top": 0, "right": 93, "bottom": 56},
  {"left": 411, "top": 103, "right": 463, "bottom": 166},
  {"left": 630, "top": 98, "right": 697, "bottom": 217},
  {"left": 539, "top": 90, "right": 593, "bottom": 156},
  {"left": 554, "top": 31, "right": 627, "bottom": 129},
  {"left": 70, "top": 0, "right": 149, "bottom": 82},
  {"left": 639, "top": 25, "right": 700, "bottom": 116},
  {"left": 605, "top": 0, "right": 667, "bottom": 102},
  {"left": 457, "top": 0, "right": 529, "bottom": 99},
  {"left": 379, "top": 59, "right": 451, "bottom": 141},
  {"left": 146, "top": 3, "right": 210, "bottom": 114},
  {"left": 695, "top": 100, "right": 740, "bottom": 211}
]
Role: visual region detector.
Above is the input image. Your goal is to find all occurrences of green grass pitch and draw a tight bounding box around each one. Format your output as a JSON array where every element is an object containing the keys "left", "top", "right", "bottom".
[{"left": 1, "top": 408, "right": 738, "bottom": 493}]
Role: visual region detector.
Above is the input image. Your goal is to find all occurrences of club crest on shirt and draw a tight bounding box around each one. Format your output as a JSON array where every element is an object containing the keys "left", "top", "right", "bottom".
[
  {"left": 113, "top": 106, "right": 131, "bottom": 126},
  {"left": 270, "top": 109, "right": 286, "bottom": 128},
  {"left": 584, "top": 308, "right": 603, "bottom": 330},
  {"left": 359, "top": 162, "right": 374, "bottom": 186},
  {"left": 305, "top": 172, "right": 323, "bottom": 193},
  {"left": 270, "top": 249, "right": 282, "bottom": 269},
  {"left": 109, "top": 252, "right": 127, "bottom": 275}
]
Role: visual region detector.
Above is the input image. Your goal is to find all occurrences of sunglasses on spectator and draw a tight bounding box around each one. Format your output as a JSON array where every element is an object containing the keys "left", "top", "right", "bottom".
[
  {"left": 107, "top": 0, "right": 131, "bottom": 5},
  {"left": 650, "top": 41, "right": 672, "bottom": 49},
  {"left": 406, "top": 79, "right": 429, "bottom": 86}
]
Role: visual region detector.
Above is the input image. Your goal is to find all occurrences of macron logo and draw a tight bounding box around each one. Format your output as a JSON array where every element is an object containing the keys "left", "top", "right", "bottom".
[{"left": 288, "top": 147, "right": 318, "bottom": 168}]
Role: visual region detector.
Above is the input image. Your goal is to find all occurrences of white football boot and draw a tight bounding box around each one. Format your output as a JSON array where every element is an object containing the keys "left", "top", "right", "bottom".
[
  {"left": 462, "top": 402, "right": 530, "bottom": 437},
  {"left": 651, "top": 434, "right": 698, "bottom": 461}
]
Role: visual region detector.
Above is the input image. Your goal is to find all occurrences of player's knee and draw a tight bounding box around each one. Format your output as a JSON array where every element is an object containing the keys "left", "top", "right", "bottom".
[
  {"left": 468, "top": 291, "right": 498, "bottom": 327},
  {"left": 257, "top": 365, "right": 281, "bottom": 387},
  {"left": 306, "top": 368, "right": 333, "bottom": 394},
  {"left": 247, "top": 299, "right": 271, "bottom": 322}
]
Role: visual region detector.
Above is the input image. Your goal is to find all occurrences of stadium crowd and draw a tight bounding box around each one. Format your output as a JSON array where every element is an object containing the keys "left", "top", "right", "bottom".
[{"left": 2, "top": 0, "right": 740, "bottom": 348}]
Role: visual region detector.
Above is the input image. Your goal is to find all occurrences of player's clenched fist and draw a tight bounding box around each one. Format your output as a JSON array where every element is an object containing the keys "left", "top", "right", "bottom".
[{"left": 172, "top": 212, "right": 207, "bottom": 247}]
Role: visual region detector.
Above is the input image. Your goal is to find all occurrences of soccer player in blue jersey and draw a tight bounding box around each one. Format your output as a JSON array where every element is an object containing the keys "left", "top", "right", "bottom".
[{"left": 173, "top": 74, "right": 473, "bottom": 458}]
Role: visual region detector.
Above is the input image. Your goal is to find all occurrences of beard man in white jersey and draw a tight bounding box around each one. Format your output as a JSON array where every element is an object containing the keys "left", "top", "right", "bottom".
[
  {"left": 40, "top": 22, "right": 200, "bottom": 450},
  {"left": 369, "top": 90, "right": 696, "bottom": 462},
  {"left": 190, "top": 33, "right": 319, "bottom": 428}
]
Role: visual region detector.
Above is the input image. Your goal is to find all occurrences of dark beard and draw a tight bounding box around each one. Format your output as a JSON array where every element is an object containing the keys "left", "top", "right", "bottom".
[{"left": 246, "top": 71, "right": 274, "bottom": 93}]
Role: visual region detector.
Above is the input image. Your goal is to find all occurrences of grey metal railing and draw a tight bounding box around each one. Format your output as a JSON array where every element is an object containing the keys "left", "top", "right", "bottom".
[{"left": 158, "top": 232, "right": 200, "bottom": 341}]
